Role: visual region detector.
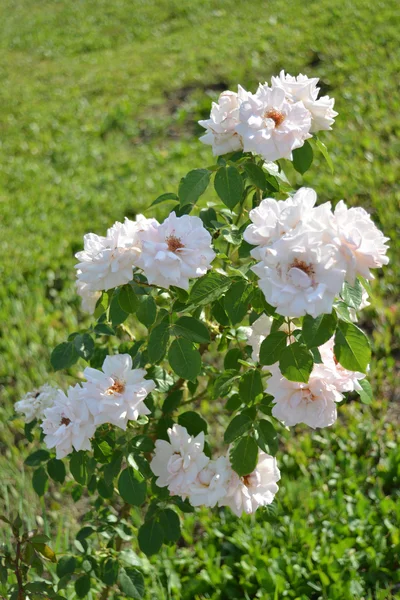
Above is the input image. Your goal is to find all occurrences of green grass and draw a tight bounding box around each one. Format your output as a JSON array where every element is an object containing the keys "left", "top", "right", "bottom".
[{"left": 0, "top": 0, "right": 399, "bottom": 597}]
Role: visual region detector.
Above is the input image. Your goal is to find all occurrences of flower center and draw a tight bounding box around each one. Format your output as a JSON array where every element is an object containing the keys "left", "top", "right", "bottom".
[
  {"left": 291, "top": 258, "right": 314, "bottom": 276},
  {"left": 166, "top": 234, "right": 185, "bottom": 253},
  {"left": 301, "top": 389, "right": 315, "bottom": 403},
  {"left": 60, "top": 416, "right": 71, "bottom": 426},
  {"left": 265, "top": 108, "right": 285, "bottom": 127},
  {"left": 106, "top": 380, "right": 125, "bottom": 395}
]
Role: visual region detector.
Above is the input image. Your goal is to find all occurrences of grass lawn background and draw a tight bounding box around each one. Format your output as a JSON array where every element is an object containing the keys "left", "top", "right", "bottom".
[{"left": 0, "top": 0, "right": 399, "bottom": 598}]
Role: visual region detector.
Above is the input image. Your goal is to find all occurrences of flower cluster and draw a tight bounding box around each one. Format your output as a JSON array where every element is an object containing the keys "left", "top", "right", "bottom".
[
  {"left": 75, "top": 212, "right": 215, "bottom": 312},
  {"left": 15, "top": 384, "right": 59, "bottom": 423},
  {"left": 246, "top": 316, "right": 366, "bottom": 428},
  {"left": 38, "top": 355, "right": 155, "bottom": 458},
  {"left": 245, "top": 187, "right": 389, "bottom": 318},
  {"left": 199, "top": 71, "right": 337, "bottom": 161},
  {"left": 150, "top": 424, "right": 280, "bottom": 516}
]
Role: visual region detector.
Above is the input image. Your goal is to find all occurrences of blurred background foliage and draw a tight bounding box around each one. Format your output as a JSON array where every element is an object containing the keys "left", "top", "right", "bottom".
[{"left": 0, "top": 0, "right": 399, "bottom": 598}]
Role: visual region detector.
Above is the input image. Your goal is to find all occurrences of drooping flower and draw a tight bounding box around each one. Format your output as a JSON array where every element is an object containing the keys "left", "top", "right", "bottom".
[
  {"left": 150, "top": 424, "right": 209, "bottom": 499},
  {"left": 76, "top": 278, "right": 101, "bottom": 314},
  {"left": 268, "top": 363, "right": 343, "bottom": 428},
  {"left": 136, "top": 212, "right": 216, "bottom": 290},
  {"left": 82, "top": 354, "right": 155, "bottom": 430},
  {"left": 219, "top": 451, "right": 280, "bottom": 516},
  {"left": 271, "top": 70, "right": 338, "bottom": 132},
  {"left": 319, "top": 337, "right": 366, "bottom": 392},
  {"left": 75, "top": 215, "right": 157, "bottom": 294},
  {"left": 188, "top": 456, "right": 231, "bottom": 508},
  {"left": 330, "top": 200, "right": 390, "bottom": 284},
  {"left": 15, "top": 384, "right": 58, "bottom": 423},
  {"left": 198, "top": 86, "right": 248, "bottom": 155},
  {"left": 235, "top": 84, "right": 312, "bottom": 161},
  {"left": 243, "top": 187, "right": 319, "bottom": 252},
  {"left": 252, "top": 229, "right": 346, "bottom": 317},
  {"left": 41, "top": 385, "right": 96, "bottom": 459}
]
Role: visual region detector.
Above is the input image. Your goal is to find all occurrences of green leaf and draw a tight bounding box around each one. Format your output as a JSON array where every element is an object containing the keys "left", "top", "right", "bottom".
[
  {"left": 224, "top": 279, "right": 253, "bottom": 325},
  {"left": 97, "top": 477, "right": 114, "bottom": 499},
  {"left": 47, "top": 458, "right": 66, "bottom": 484},
  {"left": 25, "top": 449, "right": 50, "bottom": 467},
  {"left": 118, "top": 468, "right": 146, "bottom": 506},
  {"left": 313, "top": 137, "right": 334, "bottom": 173},
  {"left": 239, "top": 369, "right": 263, "bottom": 403},
  {"left": 101, "top": 558, "right": 119, "bottom": 586},
  {"left": 69, "top": 452, "right": 88, "bottom": 486},
  {"left": 358, "top": 378, "right": 373, "bottom": 405},
  {"left": 57, "top": 556, "right": 76, "bottom": 578},
  {"left": 302, "top": 313, "right": 338, "bottom": 348},
  {"left": 158, "top": 508, "right": 181, "bottom": 543},
  {"left": 138, "top": 519, "right": 164, "bottom": 556},
  {"left": 51, "top": 342, "right": 78, "bottom": 371},
  {"left": 254, "top": 420, "right": 278, "bottom": 455},
  {"left": 32, "top": 542, "right": 56, "bottom": 562},
  {"left": 178, "top": 411, "right": 208, "bottom": 436},
  {"left": 168, "top": 338, "right": 201, "bottom": 381},
  {"left": 119, "top": 567, "right": 145, "bottom": 599},
  {"left": 341, "top": 280, "right": 363, "bottom": 310},
  {"left": 243, "top": 162, "right": 270, "bottom": 191},
  {"left": 73, "top": 333, "right": 95, "bottom": 361},
  {"left": 214, "top": 165, "right": 243, "bottom": 209},
  {"left": 118, "top": 285, "right": 139, "bottom": 314},
  {"left": 187, "top": 272, "right": 231, "bottom": 310},
  {"left": 147, "top": 318, "right": 170, "bottom": 363},
  {"left": 75, "top": 574, "right": 91, "bottom": 598},
  {"left": 334, "top": 321, "right": 371, "bottom": 373},
  {"left": 171, "top": 316, "right": 210, "bottom": 343},
  {"left": 259, "top": 331, "right": 288, "bottom": 365},
  {"left": 200, "top": 206, "right": 218, "bottom": 229},
  {"left": 224, "top": 412, "right": 253, "bottom": 443},
  {"left": 292, "top": 140, "right": 313, "bottom": 174},
  {"left": 150, "top": 192, "right": 178, "bottom": 207},
  {"left": 136, "top": 295, "right": 157, "bottom": 328},
  {"left": 279, "top": 342, "right": 314, "bottom": 383},
  {"left": 224, "top": 348, "right": 242, "bottom": 371},
  {"left": 213, "top": 370, "right": 240, "bottom": 399},
  {"left": 32, "top": 467, "right": 48, "bottom": 496},
  {"left": 109, "top": 291, "right": 129, "bottom": 326},
  {"left": 230, "top": 435, "right": 259, "bottom": 476},
  {"left": 179, "top": 169, "right": 211, "bottom": 206}
]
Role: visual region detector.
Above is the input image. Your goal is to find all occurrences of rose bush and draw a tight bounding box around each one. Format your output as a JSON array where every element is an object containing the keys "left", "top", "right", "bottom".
[{"left": 2, "top": 71, "right": 389, "bottom": 599}]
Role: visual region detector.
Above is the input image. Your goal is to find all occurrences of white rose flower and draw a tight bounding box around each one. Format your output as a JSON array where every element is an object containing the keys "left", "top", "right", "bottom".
[
  {"left": 271, "top": 70, "right": 338, "bottom": 132},
  {"left": 41, "top": 385, "right": 96, "bottom": 459},
  {"left": 219, "top": 451, "right": 280, "bottom": 516},
  {"left": 188, "top": 456, "right": 231, "bottom": 508},
  {"left": 150, "top": 424, "right": 209, "bottom": 499},
  {"left": 235, "top": 84, "right": 312, "bottom": 162},
  {"left": 319, "top": 337, "right": 366, "bottom": 392},
  {"left": 198, "top": 86, "right": 248, "bottom": 156},
  {"left": 82, "top": 354, "right": 155, "bottom": 430},
  {"left": 136, "top": 212, "right": 216, "bottom": 290},
  {"left": 330, "top": 200, "right": 390, "bottom": 284},
  {"left": 76, "top": 278, "right": 101, "bottom": 314},
  {"left": 252, "top": 229, "right": 346, "bottom": 317},
  {"left": 75, "top": 215, "right": 157, "bottom": 293},
  {"left": 268, "top": 363, "right": 343, "bottom": 428},
  {"left": 15, "top": 384, "right": 58, "bottom": 423},
  {"left": 243, "top": 187, "right": 319, "bottom": 251}
]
